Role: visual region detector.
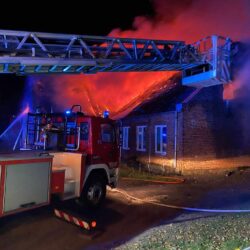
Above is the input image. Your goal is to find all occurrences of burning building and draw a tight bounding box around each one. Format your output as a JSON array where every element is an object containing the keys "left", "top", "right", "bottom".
[
  {"left": 0, "top": 0, "right": 249, "bottom": 174},
  {"left": 120, "top": 72, "right": 250, "bottom": 175}
]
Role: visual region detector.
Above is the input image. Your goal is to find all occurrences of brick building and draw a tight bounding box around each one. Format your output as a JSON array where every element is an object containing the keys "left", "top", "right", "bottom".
[{"left": 120, "top": 80, "right": 250, "bottom": 175}]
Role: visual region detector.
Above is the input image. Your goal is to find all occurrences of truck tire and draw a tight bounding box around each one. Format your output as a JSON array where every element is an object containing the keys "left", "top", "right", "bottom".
[{"left": 81, "top": 174, "right": 106, "bottom": 208}]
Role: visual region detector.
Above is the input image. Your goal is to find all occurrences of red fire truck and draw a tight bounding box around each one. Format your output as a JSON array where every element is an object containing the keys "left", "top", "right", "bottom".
[{"left": 0, "top": 105, "right": 119, "bottom": 218}]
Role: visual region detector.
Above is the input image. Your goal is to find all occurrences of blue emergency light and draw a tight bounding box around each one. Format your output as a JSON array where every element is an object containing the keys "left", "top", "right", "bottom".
[{"left": 103, "top": 110, "right": 109, "bottom": 118}]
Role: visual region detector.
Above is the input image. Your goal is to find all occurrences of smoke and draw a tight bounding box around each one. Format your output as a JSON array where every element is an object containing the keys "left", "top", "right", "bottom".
[
  {"left": 224, "top": 42, "right": 250, "bottom": 100},
  {"left": 109, "top": 0, "right": 250, "bottom": 42},
  {"left": 27, "top": 0, "right": 250, "bottom": 118},
  {"left": 222, "top": 42, "right": 250, "bottom": 153}
]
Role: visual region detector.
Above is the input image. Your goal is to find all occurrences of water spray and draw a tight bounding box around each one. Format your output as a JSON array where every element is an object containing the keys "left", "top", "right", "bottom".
[{"left": 0, "top": 106, "right": 29, "bottom": 139}]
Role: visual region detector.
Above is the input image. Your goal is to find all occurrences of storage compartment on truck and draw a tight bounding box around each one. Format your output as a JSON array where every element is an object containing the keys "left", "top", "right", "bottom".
[
  {"left": 0, "top": 153, "right": 53, "bottom": 216},
  {"left": 51, "top": 169, "right": 65, "bottom": 194}
]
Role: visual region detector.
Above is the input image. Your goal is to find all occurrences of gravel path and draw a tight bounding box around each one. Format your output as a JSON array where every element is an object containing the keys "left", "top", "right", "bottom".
[{"left": 115, "top": 212, "right": 250, "bottom": 250}]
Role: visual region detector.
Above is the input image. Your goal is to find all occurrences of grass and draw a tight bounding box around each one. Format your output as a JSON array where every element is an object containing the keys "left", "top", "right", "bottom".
[
  {"left": 117, "top": 214, "right": 250, "bottom": 250},
  {"left": 119, "top": 165, "right": 184, "bottom": 183}
]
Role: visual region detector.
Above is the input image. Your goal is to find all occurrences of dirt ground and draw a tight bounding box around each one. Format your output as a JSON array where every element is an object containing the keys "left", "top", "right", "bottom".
[{"left": 1, "top": 168, "right": 250, "bottom": 250}]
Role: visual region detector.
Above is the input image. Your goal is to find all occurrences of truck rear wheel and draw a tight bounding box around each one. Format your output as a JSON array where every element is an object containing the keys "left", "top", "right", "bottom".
[{"left": 81, "top": 175, "right": 106, "bottom": 208}]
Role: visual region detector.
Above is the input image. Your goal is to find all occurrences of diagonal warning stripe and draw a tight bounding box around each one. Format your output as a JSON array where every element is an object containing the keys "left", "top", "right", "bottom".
[{"left": 54, "top": 209, "right": 96, "bottom": 230}]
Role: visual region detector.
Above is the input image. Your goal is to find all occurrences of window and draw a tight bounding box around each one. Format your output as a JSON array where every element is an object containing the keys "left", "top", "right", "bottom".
[
  {"left": 101, "top": 124, "right": 115, "bottom": 143},
  {"left": 80, "top": 122, "right": 89, "bottom": 140},
  {"left": 122, "top": 127, "right": 130, "bottom": 150},
  {"left": 136, "top": 126, "right": 147, "bottom": 151},
  {"left": 155, "top": 125, "right": 167, "bottom": 155}
]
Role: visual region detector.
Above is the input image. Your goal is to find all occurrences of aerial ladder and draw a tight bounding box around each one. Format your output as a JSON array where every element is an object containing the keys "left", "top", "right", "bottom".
[{"left": 0, "top": 30, "right": 232, "bottom": 87}]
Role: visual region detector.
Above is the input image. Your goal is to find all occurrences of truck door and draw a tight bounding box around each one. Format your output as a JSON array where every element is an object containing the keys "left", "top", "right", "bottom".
[{"left": 98, "top": 123, "right": 118, "bottom": 167}]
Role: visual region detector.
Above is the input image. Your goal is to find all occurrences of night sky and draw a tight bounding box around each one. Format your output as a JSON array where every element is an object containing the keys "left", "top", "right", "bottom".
[
  {"left": 0, "top": 0, "right": 154, "bottom": 131},
  {"left": 0, "top": 1, "right": 153, "bottom": 35}
]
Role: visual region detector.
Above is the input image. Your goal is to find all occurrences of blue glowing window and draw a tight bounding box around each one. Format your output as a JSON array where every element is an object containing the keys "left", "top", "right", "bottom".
[
  {"left": 155, "top": 125, "right": 167, "bottom": 155},
  {"left": 122, "top": 127, "right": 130, "bottom": 150},
  {"left": 136, "top": 126, "right": 147, "bottom": 151}
]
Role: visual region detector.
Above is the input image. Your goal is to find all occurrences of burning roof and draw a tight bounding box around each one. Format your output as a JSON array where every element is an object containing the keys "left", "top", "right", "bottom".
[
  {"left": 113, "top": 74, "right": 181, "bottom": 118},
  {"left": 120, "top": 74, "right": 197, "bottom": 118}
]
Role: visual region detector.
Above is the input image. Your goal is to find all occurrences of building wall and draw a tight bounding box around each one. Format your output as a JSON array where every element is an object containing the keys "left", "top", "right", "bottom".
[
  {"left": 121, "top": 85, "right": 250, "bottom": 175},
  {"left": 121, "top": 111, "right": 183, "bottom": 174},
  {"left": 182, "top": 86, "right": 225, "bottom": 158},
  {"left": 177, "top": 85, "right": 250, "bottom": 173}
]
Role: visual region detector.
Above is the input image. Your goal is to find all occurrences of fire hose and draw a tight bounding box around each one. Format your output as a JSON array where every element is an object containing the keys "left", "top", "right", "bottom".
[
  {"left": 116, "top": 175, "right": 250, "bottom": 212},
  {"left": 121, "top": 176, "right": 185, "bottom": 184}
]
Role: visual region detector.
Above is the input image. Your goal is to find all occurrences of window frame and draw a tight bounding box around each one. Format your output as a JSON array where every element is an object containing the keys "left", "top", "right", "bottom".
[
  {"left": 155, "top": 125, "right": 167, "bottom": 155},
  {"left": 80, "top": 122, "right": 89, "bottom": 141},
  {"left": 122, "top": 126, "right": 130, "bottom": 150},
  {"left": 136, "top": 125, "right": 147, "bottom": 152},
  {"left": 101, "top": 123, "right": 115, "bottom": 144}
]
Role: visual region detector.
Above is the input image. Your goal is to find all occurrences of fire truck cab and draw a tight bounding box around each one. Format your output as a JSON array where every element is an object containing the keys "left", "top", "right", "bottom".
[{"left": 24, "top": 105, "right": 119, "bottom": 207}]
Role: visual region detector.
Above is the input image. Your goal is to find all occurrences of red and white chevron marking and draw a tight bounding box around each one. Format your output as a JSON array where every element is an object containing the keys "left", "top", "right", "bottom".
[{"left": 54, "top": 209, "right": 91, "bottom": 230}]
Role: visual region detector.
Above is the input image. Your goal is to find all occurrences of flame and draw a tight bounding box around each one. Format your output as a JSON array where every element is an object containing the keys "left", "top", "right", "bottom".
[
  {"left": 29, "top": 0, "right": 250, "bottom": 117},
  {"left": 30, "top": 72, "right": 173, "bottom": 117}
]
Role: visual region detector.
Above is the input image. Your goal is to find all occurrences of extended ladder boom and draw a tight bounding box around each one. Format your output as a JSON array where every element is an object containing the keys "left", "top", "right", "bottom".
[{"left": 0, "top": 30, "right": 232, "bottom": 86}]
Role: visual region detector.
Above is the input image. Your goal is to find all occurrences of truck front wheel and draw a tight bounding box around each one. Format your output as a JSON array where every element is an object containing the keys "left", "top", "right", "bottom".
[{"left": 81, "top": 175, "right": 106, "bottom": 208}]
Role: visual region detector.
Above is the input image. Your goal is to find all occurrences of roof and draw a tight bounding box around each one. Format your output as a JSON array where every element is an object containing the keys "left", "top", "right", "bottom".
[{"left": 121, "top": 75, "right": 197, "bottom": 118}]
